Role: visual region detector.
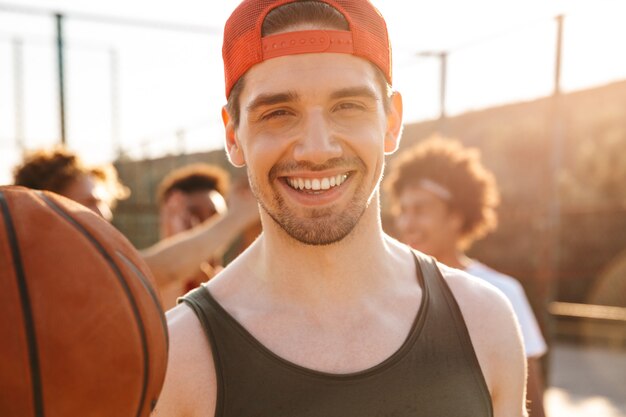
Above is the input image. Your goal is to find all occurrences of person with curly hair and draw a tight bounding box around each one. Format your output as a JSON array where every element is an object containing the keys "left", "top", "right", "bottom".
[
  {"left": 385, "top": 136, "right": 547, "bottom": 417},
  {"left": 13, "top": 148, "right": 129, "bottom": 221}
]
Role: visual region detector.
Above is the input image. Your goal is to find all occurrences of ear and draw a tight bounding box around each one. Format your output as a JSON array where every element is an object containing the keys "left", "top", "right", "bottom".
[
  {"left": 446, "top": 209, "right": 464, "bottom": 235},
  {"left": 384, "top": 91, "right": 404, "bottom": 155},
  {"left": 447, "top": 209, "right": 471, "bottom": 250},
  {"left": 222, "top": 106, "right": 246, "bottom": 167}
]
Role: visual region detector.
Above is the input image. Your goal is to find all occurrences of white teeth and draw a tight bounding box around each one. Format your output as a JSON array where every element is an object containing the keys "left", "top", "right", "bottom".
[{"left": 286, "top": 173, "right": 349, "bottom": 191}]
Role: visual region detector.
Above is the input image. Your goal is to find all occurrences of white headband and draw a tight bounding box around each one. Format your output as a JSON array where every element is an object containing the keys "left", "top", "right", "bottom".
[{"left": 418, "top": 178, "right": 453, "bottom": 201}]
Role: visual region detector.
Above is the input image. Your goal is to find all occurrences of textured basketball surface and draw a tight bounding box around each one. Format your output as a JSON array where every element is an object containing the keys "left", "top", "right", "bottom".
[{"left": 0, "top": 186, "right": 168, "bottom": 417}]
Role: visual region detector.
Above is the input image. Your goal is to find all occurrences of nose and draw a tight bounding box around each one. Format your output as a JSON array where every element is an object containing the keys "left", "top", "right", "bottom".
[
  {"left": 293, "top": 108, "right": 342, "bottom": 165},
  {"left": 93, "top": 200, "right": 113, "bottom": 222}
]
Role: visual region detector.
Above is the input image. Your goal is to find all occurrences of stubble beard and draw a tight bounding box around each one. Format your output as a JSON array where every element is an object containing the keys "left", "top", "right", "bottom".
[{"left": 248, "top": 157, "right": 372, "bottom": 246}]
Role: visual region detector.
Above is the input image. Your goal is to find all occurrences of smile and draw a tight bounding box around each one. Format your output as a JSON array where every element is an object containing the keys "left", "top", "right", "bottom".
[{"left": 285, "top": 173, "right": 349, "bottom": 192}]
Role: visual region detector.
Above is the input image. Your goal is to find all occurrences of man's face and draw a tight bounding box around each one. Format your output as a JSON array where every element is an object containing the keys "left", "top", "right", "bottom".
[
  {"left": 160, "top": 189, "right": 227, "bottom": 239},
  {"left": 61, "top": 174, "right": 113, "bottom": 221},
  {"left": 395, "top": 185, "right": 462, "bottom": 258},
  {"left": 185, "top": 190, "right": 227, "bottom": 226},
  {"left": 226, "top": 52, "right": 401, "bottom": 245}
]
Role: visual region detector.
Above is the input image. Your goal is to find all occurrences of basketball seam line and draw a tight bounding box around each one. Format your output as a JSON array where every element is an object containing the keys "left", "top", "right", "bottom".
[
  {"left": 38, "top": 193, "right": 150, "bottom": 417},
  {"left": 115, "top": 251, "right": 169, "bottom": 361},
  {"left": 115, "top": 251, "right": 168, "bottom": 411},
  {"left": 115, "top": 251, "right": 169, "bottom": 351},
  {"left": 0, "top": 192, "right": 45, "bottom": 417}
]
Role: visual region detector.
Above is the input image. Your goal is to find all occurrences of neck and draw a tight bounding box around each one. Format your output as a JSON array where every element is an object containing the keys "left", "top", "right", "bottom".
[
  {"left": 248, "top": 196, "right": 401, "bottom": 303},
  {"left": 435, "top": 248, "right": 471, "bottom": 270}
]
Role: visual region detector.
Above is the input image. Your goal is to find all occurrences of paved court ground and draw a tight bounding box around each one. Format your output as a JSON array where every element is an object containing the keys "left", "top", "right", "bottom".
[{"left": 546, "top": 342, "right": 626, "bottom": 417}]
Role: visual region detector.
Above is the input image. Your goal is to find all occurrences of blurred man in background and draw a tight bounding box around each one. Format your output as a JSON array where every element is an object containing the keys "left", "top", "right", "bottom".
[
  {"left": 385, "top": 136, "right": 547, "bottom": 417},
  {"left": 157, "top": 164, "right": 230, "bottom": 241},
  {"left": 153, "top": 163, "right": 259, "bottom": 309}
]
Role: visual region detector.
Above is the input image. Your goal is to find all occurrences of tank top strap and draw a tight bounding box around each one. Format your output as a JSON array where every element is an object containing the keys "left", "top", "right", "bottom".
[
  {"left": 412, "top": 250, "right": 492, "bottom": 412},
  {"left": 179, "top": 286, "right": 230, "bottom": 416},
  {"left": 178, "top": 286, "right": 216, "bottom": 337},
  {"left": 178, "top": 255, "right": 492, "bottom": 417},
  {"left": 412, "top": 249, "right": 463, "bottom": 313},
  {"left": 176, "top": 285, "right": 222, "bottom": 364}
]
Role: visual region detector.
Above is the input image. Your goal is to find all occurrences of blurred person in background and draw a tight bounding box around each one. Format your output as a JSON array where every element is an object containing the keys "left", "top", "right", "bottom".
[
  {"left": 13, "top": 148, "right": 260, "bottom": 310},
  {"left": 157, "top": 164, "right": 230, "bottom": 240},
  {"left": 13, "top": 148, "right": 129, "bottom": 221},
  {"left": 151, "top": 163, "right": 260, "bottom": 309},
  {"left": 385, "top": 136, "right": 547, "bottom": 417}
]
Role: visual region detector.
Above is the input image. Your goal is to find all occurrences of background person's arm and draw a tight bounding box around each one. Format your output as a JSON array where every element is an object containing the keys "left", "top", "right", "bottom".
[
  {"left": 526, "top": 357, "right": 546, "bottom": 417},
  {"left": 151, "top": 305, "right": 218, "bottom": 417}
]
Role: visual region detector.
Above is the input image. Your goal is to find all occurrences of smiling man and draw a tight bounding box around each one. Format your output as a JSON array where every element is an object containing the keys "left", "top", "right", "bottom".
[{"left": 154, "top": 2, "right": 527, "bottom": 417}]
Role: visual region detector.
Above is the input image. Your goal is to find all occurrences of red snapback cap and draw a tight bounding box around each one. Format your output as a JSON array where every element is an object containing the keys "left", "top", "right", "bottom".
[{"left": 222, "top": 0, "right": 392, "bottom": 98}]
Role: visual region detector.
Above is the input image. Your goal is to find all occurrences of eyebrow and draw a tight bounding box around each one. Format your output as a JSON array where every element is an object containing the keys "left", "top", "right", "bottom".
[
  {"left": 330, "top": 86, "right": 380, "bottom": 102},
  {"left": 246, "top": 91, "right": 299, "bottom": 113},
  {"left": 245, "top": 86, "right": 380, "bottom": 114}
]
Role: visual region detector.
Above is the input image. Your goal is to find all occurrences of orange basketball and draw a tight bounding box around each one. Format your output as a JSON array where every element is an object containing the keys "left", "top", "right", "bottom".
[{"left": 0, "top": 186, "right": 168, "bottom": 417}]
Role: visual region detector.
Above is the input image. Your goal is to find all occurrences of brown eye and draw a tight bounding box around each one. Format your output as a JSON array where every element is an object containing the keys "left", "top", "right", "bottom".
[
  {"left": 262, "top": 109, "right": 293, "bottom": 120},
  {"left": 333, "top": 102, "right": 366, "bottom": 112}
]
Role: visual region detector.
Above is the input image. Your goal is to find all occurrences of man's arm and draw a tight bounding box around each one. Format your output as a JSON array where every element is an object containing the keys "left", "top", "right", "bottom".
[
  {"left": 141, "top": 185, "right": 259, "bottom": 288},
  {"left": 488, "top": 300, "right": 528, "bottom": 417},
  {"left": 151, "top": 304, "right": 217, "bottom": 417},
  {"left": 443, "top": 268, "right": 528, "bottom": 417}
]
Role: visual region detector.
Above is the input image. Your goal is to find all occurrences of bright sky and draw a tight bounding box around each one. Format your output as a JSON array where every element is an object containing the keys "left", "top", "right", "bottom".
[{"left": 1, "top": 0, "right": 625, "bottom": 184}]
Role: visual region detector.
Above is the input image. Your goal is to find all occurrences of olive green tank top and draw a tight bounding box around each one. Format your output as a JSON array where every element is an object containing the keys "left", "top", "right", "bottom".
[{"left": 181, "top": 251, "right": 492, "bottom": 417}]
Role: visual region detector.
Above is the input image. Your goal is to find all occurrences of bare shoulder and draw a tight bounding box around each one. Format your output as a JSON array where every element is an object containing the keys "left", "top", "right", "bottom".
[
  {"left": 152, "top": 303, "right": 217, "bottom": 417},
  {"left": 439, "top": 263, "right": 516, "bottom": 324},
  {"left": 439, "top": 264, "right": 528, "bottom": 417},
  {"left": 438, "top": 263, "right": 521, "bottom": 365}
]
